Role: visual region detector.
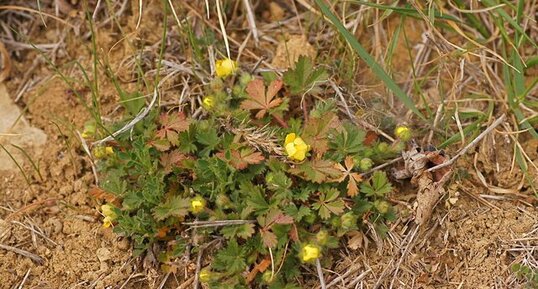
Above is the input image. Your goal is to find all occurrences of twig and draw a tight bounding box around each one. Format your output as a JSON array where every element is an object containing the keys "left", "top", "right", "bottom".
[
  {"left": 361, "top": 156, "right": 403, "bottom": 177},
  {"left": 242, "top": 0, "right": 258, "bottom": 46},
  {"left": 0, "top": 41, "right": 11, "bottom": 82},
  {"left": 316, "top": 259, "right": 327, "bottom": 289},
  {"left": 157, "top": 272, "right": 170, "bottom": 289},
  {"left": 426, "top": 113, "right": 506, "bottom": 173},
  {"left": 182, "top": 220, "right": 256, "bottom": 229},
  {"left": 193, "top": 248, "right": 203, "bottom": 289},
  {"left": 321, "top": 262, "right": 362, "bottom": 288},
  {"left": 76, "top": 130, "right": 98, "bottom": 185},
  {"left": 0, "top": 243, "right": 44, "bottom": 264},
  {"left": 92, "top": 88, "right": 158, "bottom": 146},
  {"left": 17, "top": 268, "right": 31, "bottom": 289}
]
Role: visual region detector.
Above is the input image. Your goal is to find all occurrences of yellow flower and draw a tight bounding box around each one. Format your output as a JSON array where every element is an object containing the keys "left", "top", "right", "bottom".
[
  {"left": 285, "top": 133, "right": 310, "bottom": 161},
  {"left": 395, "top": 126, "right": 412, "bottom": 141},
  {"left": 300, "top": 244, "right": 320, "bottom": 262},
  {"left": 101, "top": 204, "right": 117, "bottom": 228},
  {"left": 92, "top": 146, "right": 114, "bottom": 159},
  {"left": 203, "top": 96, "right": 215, "bottom": 109},
  {"left": 215, "top": 58, "right": 238, "bottom": 78},
  {"left": 190, "top": 196, "right": 206, "bottom": 214}
]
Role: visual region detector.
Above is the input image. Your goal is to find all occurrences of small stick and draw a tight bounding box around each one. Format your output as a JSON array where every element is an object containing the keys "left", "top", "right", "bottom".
[
  {"left": 0, "top": 243, "right": 44, "bottom": 264},
  {"left": 242, "top": 0, "right": 259, "bottom": 46},
  {"left": 193, "top": 248, "right": 203, "bottom": 289},
  {"left": 316, "top": 259, "right": 327, "bottom": 289},
  {"left": 361, "top": 156, "right": 403, "bottom": 177},
  {"left": 17, "top": 268, "right": 31, "bottom": 289},
  {"left": 426, "top": 114, "right": 506, "bottom": 173},
  {"left": 182, "top": 220, "right": 256, "bottom": 228},
  {"left": 92, "top": 89, "right": 158, "bottom": 146}
]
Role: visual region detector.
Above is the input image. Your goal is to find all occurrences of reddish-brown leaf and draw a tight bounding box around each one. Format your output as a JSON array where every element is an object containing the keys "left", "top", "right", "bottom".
[
  {"left": 302, "top": 112, "right": 340, "bottom": 155},
  {"left": 155, "top": 112, "right": 190, "bottom": 146},
  {"left": 89, "top": 187, "right": 118, "bottom": 203},
  {"left": 246, "top": 258, "right": 272, "bottom": 283},
  {"left": 240, "top": 79, "right": 283, "bottom": 119},
  {"left": 364, "top": 130, "right": 378, "bottom": 145},
  {"left": 159, "top": 150, "right": 188, "bottom": 173},
  {"left": 261, "top": 229, "right": 278, "bottom": 248},
  {"left": 217, "top": 148, "right": 265, "bottom": 170}
]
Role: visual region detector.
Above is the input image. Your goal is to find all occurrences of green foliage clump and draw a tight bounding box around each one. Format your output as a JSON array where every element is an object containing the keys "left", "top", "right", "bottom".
[{"left": 90, "top": 57, "right": 401, "bottom": 288}]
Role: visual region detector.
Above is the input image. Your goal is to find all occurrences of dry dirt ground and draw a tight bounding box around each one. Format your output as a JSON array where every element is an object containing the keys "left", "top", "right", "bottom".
[{"left": 0, "top": 1, "right": 537, "bottom": 288}]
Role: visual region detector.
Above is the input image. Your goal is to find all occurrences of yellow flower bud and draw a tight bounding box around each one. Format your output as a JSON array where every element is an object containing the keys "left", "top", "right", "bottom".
[
  {"left": 395, "top": 126, "right": 412, "bottom": 141},
  {"left": 81, "top": 122, "right": 96, "bottom": 139},
  {"left": 215, "top": 58, "right": 238, "bottom": 78},
  {"left": 284, "top": 133, "right": 310, "bottom": 161},
  {"left": 190, "top": 196, "right": 206, "bottom": 214},
  {"left": 203, "top": 96, "right": 215, "bottom": 109},
  {"left": 92, "top": 146, "right": 114, "bottom": 159},
  {"left": 300, "top": 244, "right": 320, "bottom": 262},
  {"left": 101, "top": 204, "right": 117, "bottom": 228},
  {"left": 199, "top": 268, "right": 212, "bottom": 283}
]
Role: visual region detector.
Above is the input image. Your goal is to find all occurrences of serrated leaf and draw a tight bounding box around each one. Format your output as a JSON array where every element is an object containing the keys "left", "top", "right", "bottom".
[
  {"left": 221, "top": 223, "right": 256, "bottom": 240},
  {"left": 152, "top": 196, "right": 190, "bottom": 221},
  {"left": 336, "top": 156, "right": 363, "bottom": 197},
  {"left": 159, "top": 151, "right": 188, "bottom": 173},
  {"left": 217, "top": 148, "right": 265, "bottom": 170},
  {"left": 155, "top": 112, "right": 190, "bottom": 146},
  {"left": 261, "top": 230, "right": 278, "bottom": 248},
  {"left": 213, "top": 239, "right": 247, "bottom": 274},
  {"left": 240, "top": 79, "right": 283, "bottom": 119},
  {"left": 314, "top": 189, "right": 345, "bottom": 219},
  {"left": 289, "top": 159, "right": 342, "bottom": 183},
  {"left": 283, "top": 56, "right": 328, "bottom": 95},
  {"left": 302, "top": 112, "right": 339, "bottom": 155},
  {"left": 360, "top": 171, "right": 392, "bottom": 197}
]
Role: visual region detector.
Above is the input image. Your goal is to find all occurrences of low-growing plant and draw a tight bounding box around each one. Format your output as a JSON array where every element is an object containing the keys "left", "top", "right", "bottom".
[{"left": 88, "top": 57, "right": 405, "bottom": 288}]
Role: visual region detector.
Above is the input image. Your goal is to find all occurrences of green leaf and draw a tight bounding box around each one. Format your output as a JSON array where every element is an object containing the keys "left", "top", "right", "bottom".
[
  {"left": 313, "top": 188, "right": 345, "bottom": 219},
  {"left": 196, "top": 127, "right": 220, "bottom": 155},
  {"left": 213, "top": 239, "right": 247, "bottom": 274},
  {"left": 289, "top": 159, "right": 342, "bottom": 183},
  {"left": 314, "top": 0, "right": 425, "bottom": 120},
  {"left": 283, "top": 56, "right": 328, "bottom": 95},
  {"left": 221, "top": 223, "right": 256, "bottom": 240},
  {"left": 328, "top": 122, "right": 365, "bottom": 161},
  {"left": 360, "top": 171, "right": 393, "bottom": 197},
  {"left": 152, "top": 196, "right": 190, "bottom": 221}
]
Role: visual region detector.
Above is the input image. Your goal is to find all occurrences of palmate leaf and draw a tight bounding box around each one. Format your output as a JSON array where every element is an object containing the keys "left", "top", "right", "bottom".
[
  {"left": 213, "top": 239, "right": 247, "bottom": 274},
  {"left": 283, "top": 56, "right": 328, "bottom": 95},
  {"left": 221, "top": 223, "right": 256, "bottom": 240},
  {"left": 360, "top": 171, "right": 392, "bottom": 197},
  {"left": 152, "top": 196, "right": 190, "bottom": 221},
  {"left": 155, "top": 112, "right": 190, "bottom": 147},
  {"left": 302, "top": 111, "right": 340, "bottom": 155},
  {"left": 313, "top": 188, "right": 345, "bottom": 219},
  {"left": 329, "top": 122, "right": 366, "bottom": 161},
  {"left": 240, "top": 79, "right": 283, "bottom": 119},
  {"left": 216, "top": 148, "right": 265, "bottom": 170},
  {"left": 289, "top": 159, "right": 342, "bottom": 183},
  {"left": 336, "top": 156, "right": 363, "bottom": 197},
  {"left": 258, "top": 209, "right": 294, "bottom": 248}
]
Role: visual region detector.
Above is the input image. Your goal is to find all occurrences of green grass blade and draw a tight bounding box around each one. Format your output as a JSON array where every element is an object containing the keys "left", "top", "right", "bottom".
[
  {"left": 10, "top": 144, "right": 43, "bottom": 181},
  {"left": 0, "top": 144, "right": 33, "bottom": 188},
  {"left": 314, "top": 0, "right": 425, "bottom": 120}
]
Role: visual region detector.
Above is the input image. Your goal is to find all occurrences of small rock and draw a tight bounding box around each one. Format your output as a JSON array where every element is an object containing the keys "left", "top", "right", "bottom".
[
  {"left": 116, "top": 239, "right": 130, "bottom": 251},
  {"left": 96, "top": 247, "right": 111, "bottom": 262}
]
